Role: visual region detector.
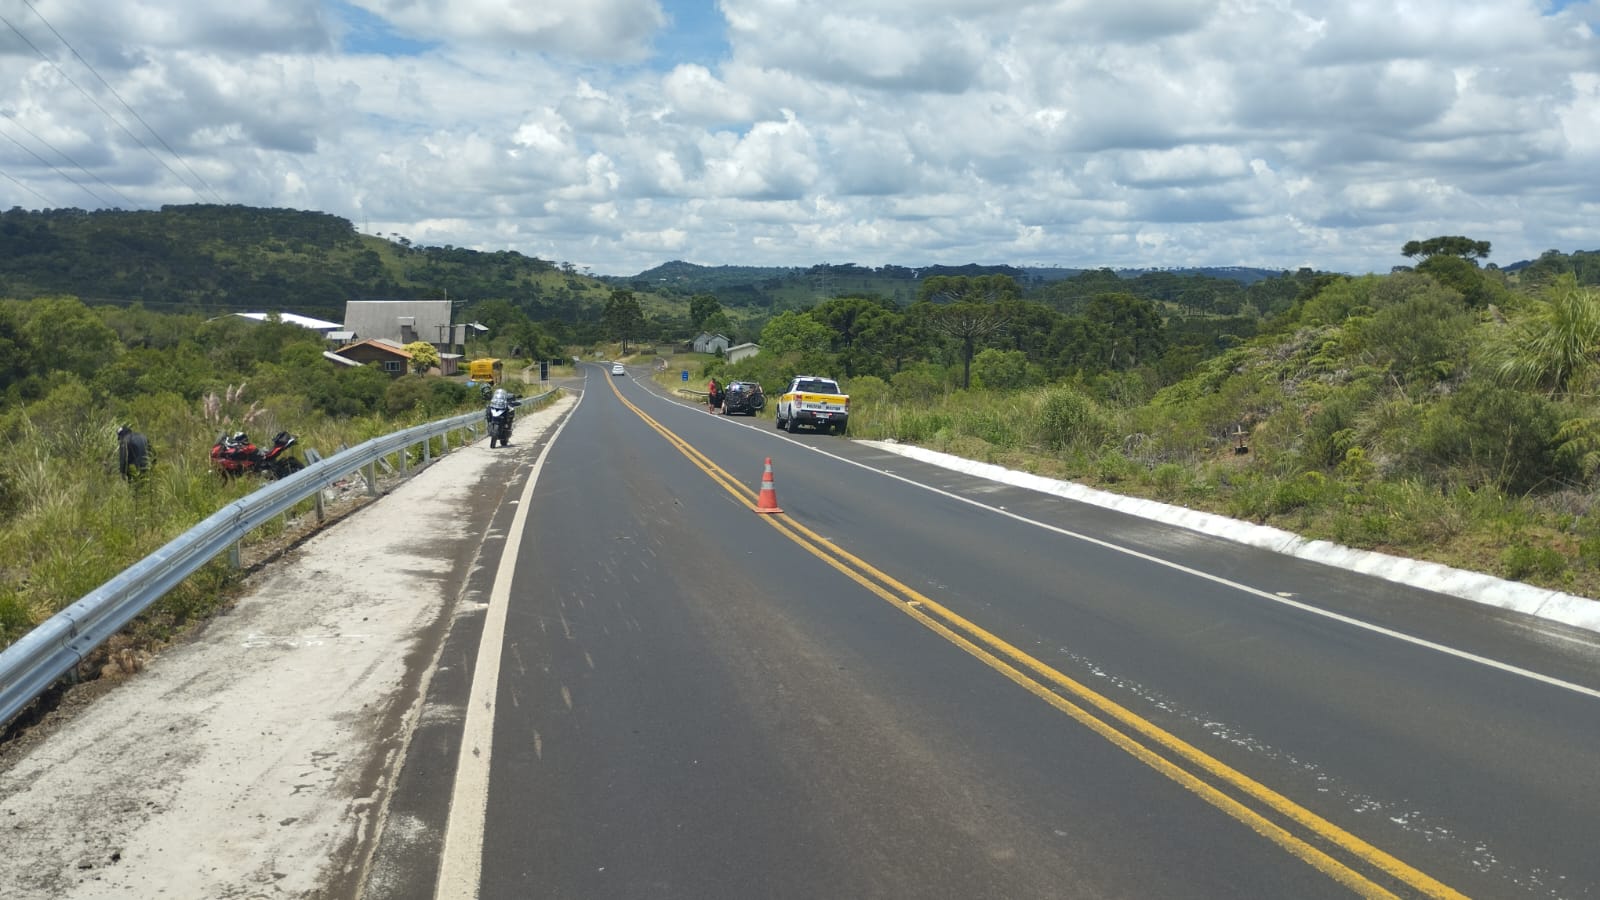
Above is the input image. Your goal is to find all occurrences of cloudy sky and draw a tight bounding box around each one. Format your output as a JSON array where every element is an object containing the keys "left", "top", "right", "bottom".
[{"left": 1, "top": 0, "right": 1596, "bottom": 276}]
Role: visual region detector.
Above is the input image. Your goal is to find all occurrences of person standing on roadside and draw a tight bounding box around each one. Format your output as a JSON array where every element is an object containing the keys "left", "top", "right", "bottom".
[
  {"left": 117, "top": 425, "right": 151, "bottom": 480},
  {"left": 707, "top": 377, "right": 723, "bottom": 414}
]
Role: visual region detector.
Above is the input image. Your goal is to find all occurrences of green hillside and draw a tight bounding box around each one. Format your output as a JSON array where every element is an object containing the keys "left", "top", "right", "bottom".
[{"left": 0, "top": 205, "right": 615, "bottom": 324}]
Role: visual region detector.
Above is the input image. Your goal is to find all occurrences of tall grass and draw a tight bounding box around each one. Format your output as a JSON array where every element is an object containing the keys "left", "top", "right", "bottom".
[
  {"left": 0, "top": 398, "right": 484, "bottom": 651},
  {"left": 846, "top": 384, "right": 1600, "bottom": 598}
]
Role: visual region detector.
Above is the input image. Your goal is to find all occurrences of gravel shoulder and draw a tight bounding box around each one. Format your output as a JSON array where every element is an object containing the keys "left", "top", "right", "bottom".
[{"left": 0, "top": 396, "right": 574, "bottom": 900}]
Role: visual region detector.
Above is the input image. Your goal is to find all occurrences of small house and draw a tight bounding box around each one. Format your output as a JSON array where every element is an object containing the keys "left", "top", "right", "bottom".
[
  {"left": 726, "top": 342, "right": 761, "bottom": 364},
  {"left": 331, "top": 338, "right": 413, "bottom": 376},
  {"left": 693, "top": 332, "right": 731, "bottom": 355}
]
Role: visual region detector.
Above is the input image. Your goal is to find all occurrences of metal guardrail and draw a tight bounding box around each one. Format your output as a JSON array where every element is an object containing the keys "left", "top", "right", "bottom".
[{"left": 0, "top": 392, "right": 550, "bottom": 730}]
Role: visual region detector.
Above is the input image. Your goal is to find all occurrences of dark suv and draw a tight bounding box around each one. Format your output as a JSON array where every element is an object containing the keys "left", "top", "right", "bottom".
[{"left": 722, "top": 381, "right": 766, "bottom": 416}]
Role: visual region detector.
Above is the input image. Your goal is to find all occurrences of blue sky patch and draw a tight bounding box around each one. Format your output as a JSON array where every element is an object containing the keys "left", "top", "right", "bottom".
[
  {"left": 329, "top": 0, "right": 437, "bottom": 57},
  {"left": 652, "top": 0, "right": 731, "bottom": 68}
]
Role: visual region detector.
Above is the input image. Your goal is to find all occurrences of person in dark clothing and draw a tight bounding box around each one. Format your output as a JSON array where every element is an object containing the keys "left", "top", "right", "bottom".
[{"left": 117, "top": 425, "right": 151, "bottom": 480}]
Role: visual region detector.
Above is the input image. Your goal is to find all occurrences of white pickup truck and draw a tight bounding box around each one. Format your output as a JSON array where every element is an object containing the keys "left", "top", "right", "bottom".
[{"left": 775, "top": 375, "right": 850, "bottom": 434}]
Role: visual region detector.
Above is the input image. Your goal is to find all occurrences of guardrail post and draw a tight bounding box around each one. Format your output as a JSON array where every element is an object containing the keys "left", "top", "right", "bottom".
[
  {"left": 229, "top": 542, "right": 241, "bottom": 568},
  {"left": 364, "top": 461, "right": 378, "bottom": 497},
  {"left": 399, "top": 446, "right": 409, "bottom": 475},
  {"left": 305, "top": 449, "right": 327, "bottom": 522},
  {"left": 424, "top": 437, "right": 434, "bottom": 464}
]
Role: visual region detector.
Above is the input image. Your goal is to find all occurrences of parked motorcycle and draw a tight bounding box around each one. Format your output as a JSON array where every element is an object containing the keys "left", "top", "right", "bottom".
[
  {"left": 211, "top": 431, "right": 305, "bottom": 479},
  {"left": 486, "top": 389, "right": 515, "bottom": 448}
]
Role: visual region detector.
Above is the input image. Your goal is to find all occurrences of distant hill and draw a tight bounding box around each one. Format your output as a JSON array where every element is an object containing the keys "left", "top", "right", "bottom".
[
  {"left": 601, "top": 260, "right": 1290, "bottom": 311},
  {"left": 10, "top": 204, "right": 1589, "bottom": 327},
  {"left": 0, "top": 205, "right": 604, "bottom": 322}
]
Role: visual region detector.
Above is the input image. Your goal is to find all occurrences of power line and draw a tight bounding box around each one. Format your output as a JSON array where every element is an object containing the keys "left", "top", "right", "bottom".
[
  {"left": 19, "top": 0, "right": 224, "bottom": 204},
  {"left": 0, "top": 118, "right": 110, "bottom": 207},
  {"left": 0, "top": 109, "right": 140, "bottom": 208},
  {"left": 0, "top": 165, "right": 56, "bottom": 207},
  {"left": 0, "top": 9, "right": 221, "bottom": 205}
]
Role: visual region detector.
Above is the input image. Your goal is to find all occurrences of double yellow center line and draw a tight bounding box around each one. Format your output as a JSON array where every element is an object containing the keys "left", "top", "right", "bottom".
[{"left": 616, "top": 379, "right": 1466, "bottom": 899}]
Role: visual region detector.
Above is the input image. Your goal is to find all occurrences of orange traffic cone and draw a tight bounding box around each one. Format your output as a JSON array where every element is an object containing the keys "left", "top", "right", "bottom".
[{"left": 754, "top": 457, "right": 784, "bottom": 514}]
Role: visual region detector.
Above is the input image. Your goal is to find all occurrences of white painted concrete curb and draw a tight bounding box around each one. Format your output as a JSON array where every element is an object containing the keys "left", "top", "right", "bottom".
[{"left": 861, "top": 440, "right": 1600, "bottom": 635}]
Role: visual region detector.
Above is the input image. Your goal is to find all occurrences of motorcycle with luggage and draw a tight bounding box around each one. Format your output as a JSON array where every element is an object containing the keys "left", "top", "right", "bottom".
[{"left": 486, "top": 389, "right": 515, "bottom": 448}]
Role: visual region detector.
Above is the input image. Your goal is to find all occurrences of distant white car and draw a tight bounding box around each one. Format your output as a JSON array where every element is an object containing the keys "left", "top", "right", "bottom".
[{"left": 611, "top": 363, "right": 625, "bottom": 376}]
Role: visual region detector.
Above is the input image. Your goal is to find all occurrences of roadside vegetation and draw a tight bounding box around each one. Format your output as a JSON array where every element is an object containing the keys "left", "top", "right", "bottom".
[
  {"left": 676, "top": 251, "right": 1600, "bottom": 602},
  {"left": 0, "top": 300, "right": 491, "bottom": 652},
  {"left": 6, "top": 209, "right": 1600, "bottom": 658}
]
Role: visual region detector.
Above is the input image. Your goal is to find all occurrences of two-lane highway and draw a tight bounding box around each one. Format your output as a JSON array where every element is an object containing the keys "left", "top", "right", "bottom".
[{"left": 374, "top": 363, "right": 1600, "bottom": 899}]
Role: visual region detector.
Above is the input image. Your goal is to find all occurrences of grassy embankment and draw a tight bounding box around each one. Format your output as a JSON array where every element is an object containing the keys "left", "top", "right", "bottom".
[
  {"left": 647, "top": 351, "right": 1600, "bottom": 603},
  {"left": 0, "top": 383, "right": 564, "bottom": 655}
]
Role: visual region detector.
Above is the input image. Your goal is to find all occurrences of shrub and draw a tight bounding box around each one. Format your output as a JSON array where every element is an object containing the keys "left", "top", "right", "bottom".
[
  {"left": 1224, "top": 473, "right": 1274, "bottom": 522},
  {"left": 1271, "top": 471, "right": 1333, "bottom": 513},
  {"left": 1420, "top": 381, "right": 1568, "bottom": 493},
  {"left": 1502, "top": 543, "right": 1567, "bottom": 581},
  {"left": 890, "top": 365, "right": 950, "bottom": 402},
  {"left": 1036, "top": 385, "right": 1110, "bottom": 452},
  {"left": 1094, "top": 449, "right": 1138, "bottom": 484},
  {"left": 1151, "top": 462, "right": 1186, "bottom": 498},
  {"left": 1579, "top": 533, "right": 1600, "bottom": 569},
  {"left": 383, "top": 375, "right": 430, "bottom": 414},
  {"left": 843, "top": 375, "right": 889, "bottom": 405},
  {"left": 971, "top": 348, "right": 1031, "bottom": 391},
  {"left": 1304, "top": 383, "right": 1376, "bottom": 468}
]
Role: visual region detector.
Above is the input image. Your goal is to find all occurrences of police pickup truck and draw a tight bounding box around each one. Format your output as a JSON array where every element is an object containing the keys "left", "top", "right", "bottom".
[{"left": 775, "top": 376, "right": 849, "bottom": 434}]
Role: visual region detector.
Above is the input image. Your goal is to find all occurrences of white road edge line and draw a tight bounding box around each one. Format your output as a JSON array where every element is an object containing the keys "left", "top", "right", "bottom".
[
  {"left": 634, "top": 373, "right": 1600, "bottom": 697},
  {"left": 861, "top": 445, "right": 1600, "bottom": 701},
  {"left": 434, "top": 389, "right": 582, "bottom": 900}
]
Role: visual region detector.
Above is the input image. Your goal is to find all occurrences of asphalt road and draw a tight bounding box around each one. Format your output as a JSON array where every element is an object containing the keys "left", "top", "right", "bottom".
[{"left": 370, "top": 363, "right": 1600, "bottom": 900}]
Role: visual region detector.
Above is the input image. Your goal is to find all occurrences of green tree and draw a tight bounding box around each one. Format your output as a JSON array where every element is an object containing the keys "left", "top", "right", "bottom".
[
  {"left": 404, "top": 341, "right": 441, "bottom": 374},
  {"left": 970, "top": 348, "right": 1031, "bottom": 390},
  {"left": 917, "top": 275, "right": 1019, "bottom": 388},
  {"left": 602, "top": 289, "right": 646, "bottom": 354},
  {"left": 1352, "top": 276, "right": 1473, "bottom": 387},
  {"left": 1051, "top": 293, "right": 1167, "bottom": 375},
  {"left": 689, "top": 293, "right": 723, "bottom": 330},
  {"left": 702, "top": 309, "right": 734, "bottom": 338},
  {"left": 510, "top": 320, "right": 563, "bottom": 363},
  {"left": 1402, "top": 236, "right": 1492, "bottom": 262},
  {"left": 0, "top": 301, "right": 35, "bottom": 397},
  {"left": 21, "top": 296, "right": 121, "bottom": 382},
  {"left": 810, "top": 296, "right": 903, "bottom": 376},
  {"left": 464, "top": 299, "right": 528, "bottom": 339},
  {"left": 759, "top": 310, "right": 832, "bottom": 356}
]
